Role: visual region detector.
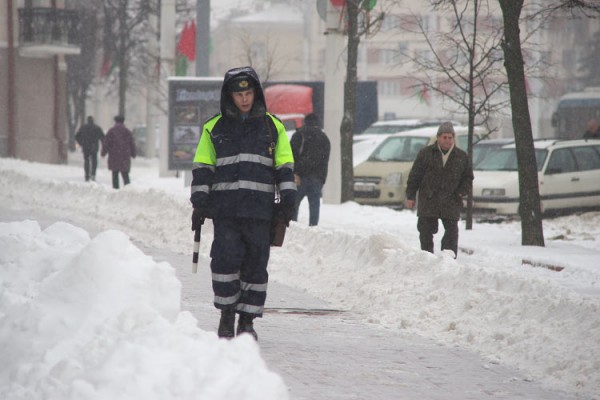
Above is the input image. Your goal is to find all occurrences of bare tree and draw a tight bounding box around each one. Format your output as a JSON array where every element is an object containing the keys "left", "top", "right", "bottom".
[
  {"left": 340, "top": 0, "right": 385, "bottom": 202},
  {"left": 234, "top": 29, "right": 291, "bottom": 82},
  {"left": 498, "top": 0, "right": 600, "bottom": 246},
  {"left": 533, "top": 0, "right": 600, "bottom": 16},
  {"left": 102, "top": 0, "right": 157, "bottom": 116},
  {"left": 65, "top": 1, "right": 99, "bottom": 151},
  {"left": 398, "top": 0, "right": 510, "bottom": 229},
  {"left": 498, "top": 0, "right": 544, "bottom": 246}
]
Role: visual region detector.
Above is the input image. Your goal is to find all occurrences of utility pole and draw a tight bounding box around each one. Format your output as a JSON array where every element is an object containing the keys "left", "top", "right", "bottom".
[
  {"left": 145, "top": 12, "right": 159, "bottom": 159},
  {"left": 196, "top": 0, "right": 210, "bottom": 76},
  {"left": 322, "top": 2, "right": 345, "bottom": 204},
  {"left": 159, "top": 0, "right": 176, "bottom": 176}
]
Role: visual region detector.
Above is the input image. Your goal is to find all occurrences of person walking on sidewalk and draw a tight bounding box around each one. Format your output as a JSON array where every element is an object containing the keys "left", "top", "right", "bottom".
[
  {"left": 290, "top": 113, "right": 330, "bottom": 226},
  {"left": 75, "top": 116, "right": 104, "bottom": 181},
  {"left": 101, "top": 115, "right": 136, "bottom": 189},
  {"left": 405, "top": 121, "right": 473, "bottom": 258},
  {"left": 190, "top": 66, "right": 296, "bottom": 340}
]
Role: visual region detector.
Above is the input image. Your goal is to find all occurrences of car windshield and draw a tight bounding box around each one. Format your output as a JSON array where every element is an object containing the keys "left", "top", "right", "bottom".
[
  {"left": 368, "top": 136, "right": 430, "bottom": 162},
  {"left": 475, "top": 148, "right": 548, "bottom": 171}
]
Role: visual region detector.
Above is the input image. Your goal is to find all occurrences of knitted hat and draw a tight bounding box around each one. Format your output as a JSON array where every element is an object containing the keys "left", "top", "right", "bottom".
[{"left": 437, "top": 121, "right": 455, "bottom": 136}]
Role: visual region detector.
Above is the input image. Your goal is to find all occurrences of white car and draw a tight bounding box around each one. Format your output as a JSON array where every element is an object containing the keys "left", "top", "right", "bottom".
[
  {"left": 352, "top": 119, "right": 456, "bottom": 166},
  {"left": 353, "top": 125, "right": 483, "bottom": 208},
  {"left": 473, "top": 139, "right": 600, "bottom": 215}
]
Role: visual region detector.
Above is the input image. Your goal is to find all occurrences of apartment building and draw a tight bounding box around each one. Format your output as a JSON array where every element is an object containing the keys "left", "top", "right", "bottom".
[
  {"left": 210, "top": 1, "right": 599, "bottom": 137},
  {"left": 0, "top": 0, "right": 80, "bottom": 163}
]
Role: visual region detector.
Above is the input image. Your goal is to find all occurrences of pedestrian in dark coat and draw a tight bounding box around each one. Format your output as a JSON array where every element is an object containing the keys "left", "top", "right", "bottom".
[
  {"left": 583, "top": 118, "right": 600, "bottom": 139},
  {"left": 101, "top": 115, "right": 136, "bottom": 189},
  {"left": 405, "top": 121, "right": 473, "bottom": 257},
  {"left": 75, "top": 116, "right": 104, "bottom": 181},
  {"left": 290, "top": 113, "right": 331, "bottom": 226},
  {"left": 190, "top": 66, "right": 296, "bottom": 340}
]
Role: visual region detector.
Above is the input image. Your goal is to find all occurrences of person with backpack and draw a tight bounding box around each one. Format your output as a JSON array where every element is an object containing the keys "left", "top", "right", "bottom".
[
  {"left": 190, "top": 66, "right": 296, "bottom": 340},
  {"left": 75, "top": 116, "right": 104, "bottom": 181},
  {"left": 290, "top": 113, "right": 331, "bottom": 226}
]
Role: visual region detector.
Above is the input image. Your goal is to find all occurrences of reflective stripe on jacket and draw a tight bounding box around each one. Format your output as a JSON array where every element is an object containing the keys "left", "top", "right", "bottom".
[{"left": 191, "top": 113, "right": 295, "bottom": 221}]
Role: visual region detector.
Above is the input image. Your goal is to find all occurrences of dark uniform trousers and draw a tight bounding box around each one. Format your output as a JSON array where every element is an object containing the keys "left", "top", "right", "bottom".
[
  {"left": 417, "top": 217, "right": 459, "bottom": 256},
  {"left": 210, "top": 217, "right": 271, "bottom": 317}
]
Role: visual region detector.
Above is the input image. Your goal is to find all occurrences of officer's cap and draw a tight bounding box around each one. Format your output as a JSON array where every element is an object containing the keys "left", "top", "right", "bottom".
[{"left": 227, "top": 75, "right": 255, "bottom": 93}]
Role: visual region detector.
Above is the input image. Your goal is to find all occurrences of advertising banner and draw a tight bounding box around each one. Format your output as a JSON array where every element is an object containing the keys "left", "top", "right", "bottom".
[{"left": 168, "top": 77, "right": 222, "bottom": 170}]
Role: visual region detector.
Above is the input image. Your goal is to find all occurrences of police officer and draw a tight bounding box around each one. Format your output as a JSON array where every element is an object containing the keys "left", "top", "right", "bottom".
[{"left": 190, "top": 66, "right": 296, "bottom": 340}]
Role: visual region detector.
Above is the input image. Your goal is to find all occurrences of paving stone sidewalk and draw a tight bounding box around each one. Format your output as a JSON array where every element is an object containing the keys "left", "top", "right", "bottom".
[
  {"left": 0, "top": 206, "right": 579, "bottom": 400},
  {"left": 148, "top": 245, "right": 578, "bottom": 400}
]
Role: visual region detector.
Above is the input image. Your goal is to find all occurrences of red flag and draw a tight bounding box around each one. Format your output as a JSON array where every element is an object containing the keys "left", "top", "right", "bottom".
[
  {"left": 417, "top": 85, "right": 430, "bottom": 105},
  {"left": 100, "top": 50, "right": 115, "bottom": 78},
  {"left": 177, "top": 20, "right": 196, "bottom": 61}
]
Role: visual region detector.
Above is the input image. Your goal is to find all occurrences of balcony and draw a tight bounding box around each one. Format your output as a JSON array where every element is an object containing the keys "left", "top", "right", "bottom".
[{"left": 18, "top": 7, "right": 81, "bottom": 57}]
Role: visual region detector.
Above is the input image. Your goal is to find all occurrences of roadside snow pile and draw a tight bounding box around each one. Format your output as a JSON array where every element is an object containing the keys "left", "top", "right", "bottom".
[{"left": 0, "top": 220, "right": 288, "bottom": 400}]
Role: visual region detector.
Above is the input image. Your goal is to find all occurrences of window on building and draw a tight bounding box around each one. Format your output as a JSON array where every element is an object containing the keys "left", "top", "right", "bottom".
[
  {"left": 379, "top": 81, "right": 401, "bottom": 96},
  {"left": 250, "top": 42, "right": 266, "bottom": 61},
  {"left": 380, "top": 49, "right": 398, "bottom": 65},
  {"left": 381, "top": 14, "right": 400, "bottom": 32}
]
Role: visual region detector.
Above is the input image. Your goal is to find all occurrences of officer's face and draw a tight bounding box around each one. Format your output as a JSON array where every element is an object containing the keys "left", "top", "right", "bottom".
[
  {"left": 437, "top": 133, "right": 455, "bottom": 151},
  {"left": 231, "top": 89, "right": 255, "bottom": 113}
]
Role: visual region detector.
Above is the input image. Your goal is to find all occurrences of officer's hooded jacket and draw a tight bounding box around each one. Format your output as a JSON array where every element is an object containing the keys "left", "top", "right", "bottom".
[{"left": 191, "top": 66, "right": 296, "bottom": 221}]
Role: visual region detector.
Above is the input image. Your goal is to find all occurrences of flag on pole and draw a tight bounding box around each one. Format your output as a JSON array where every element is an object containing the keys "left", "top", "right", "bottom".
[
  {"left": 175, "top": 54, "right": 188, "bottom": 76},
  {"left": 417, "top": 85, "right": 430, "bottom": 105},
  {"left": 177, "top": 20, "right": 196, "bottom": 61},
  {"left": 100, "top": 50, "right": 116, "bottom": 78}
]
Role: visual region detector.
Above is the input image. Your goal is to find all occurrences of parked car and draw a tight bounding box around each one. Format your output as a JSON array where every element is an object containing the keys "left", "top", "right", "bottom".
[
  {"left": 352, "top": 118, "right": 457, "bottom": 166},
  {"left": 473, "top": 139, "right": 600, "bottom": 216},
  {"left": 132, "top": 125, "right": 159, "bottom": 158},
  {"left": 472, "top": 138, "right": 514, "bottom": 167},
  {"left": 354, "top": 118, "right": 451, "bottom": 143},
  {"left": 353, "top": 126, "right": 483, "bottom": 208}
]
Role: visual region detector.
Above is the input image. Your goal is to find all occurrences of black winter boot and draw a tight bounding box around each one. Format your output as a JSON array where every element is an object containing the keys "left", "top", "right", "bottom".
[
  {"left": 217, "top": 309, "right": 236, "bottom": 339},
  {"left": 236, "top": 314, "right": 258, "bottom": 340}
]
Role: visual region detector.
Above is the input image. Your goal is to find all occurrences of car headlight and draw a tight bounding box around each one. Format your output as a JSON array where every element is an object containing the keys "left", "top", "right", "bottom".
[
  {"left": 481, "top": 188, "right": 505, "bottom": 196},
  {"left": 383, "top": 172, "right": 402, "bottom": 186}
]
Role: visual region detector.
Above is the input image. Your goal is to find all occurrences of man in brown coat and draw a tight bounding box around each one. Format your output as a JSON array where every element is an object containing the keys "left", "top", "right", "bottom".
[{"left": 405, "top": 121, "right": 473, "bottom": 257}]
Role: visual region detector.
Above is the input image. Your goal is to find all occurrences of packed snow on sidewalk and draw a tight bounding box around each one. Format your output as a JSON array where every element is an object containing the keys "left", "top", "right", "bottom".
[{"left": 1, "top": 156, "right": 599, "bottom": 399}]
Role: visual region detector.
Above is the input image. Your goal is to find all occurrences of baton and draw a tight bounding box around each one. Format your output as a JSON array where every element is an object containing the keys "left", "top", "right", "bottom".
[{"left": 192, "top": 227, "right": 201, "bottom": 273}]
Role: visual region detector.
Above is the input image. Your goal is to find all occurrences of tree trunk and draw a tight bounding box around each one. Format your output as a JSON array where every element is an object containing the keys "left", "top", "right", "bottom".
[
  {"left": 465, "top": 0, "right": 478, "bottom": 231},
  {"left": 341, "top": 0, "right": 361, "bottom": 202},
  {"left": 117, "top": 0, "right": 128, "bottom": 116},
  {"left": 498, "top": 0, "right": 545, "bottom": 246}
]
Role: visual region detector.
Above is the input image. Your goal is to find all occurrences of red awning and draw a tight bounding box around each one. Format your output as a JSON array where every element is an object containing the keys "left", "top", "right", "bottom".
[{"left": 264, "top": 84, "right": 313, "bottom": 116}]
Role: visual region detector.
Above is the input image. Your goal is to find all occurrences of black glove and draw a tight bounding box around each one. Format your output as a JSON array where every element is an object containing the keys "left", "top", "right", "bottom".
[
  {"left": 273, "top": 201, "right": 294, "bottom": 224},
  {"left": 191, "top": 207, "right": 208, "bottom": 231}
]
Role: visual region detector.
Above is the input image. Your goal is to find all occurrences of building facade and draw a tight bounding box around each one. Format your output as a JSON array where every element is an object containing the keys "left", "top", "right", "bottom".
[
  {"left": 0, "top": 0, "right": 80, "bottom": 163},
  {"left": 209, "top": 0, "right": 599, "bottom": 138}
]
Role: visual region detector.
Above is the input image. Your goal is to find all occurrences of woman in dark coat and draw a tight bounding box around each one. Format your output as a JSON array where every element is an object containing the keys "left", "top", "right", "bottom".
[{"left": 101, "top": 115, "right": 136, "bottom": 189}]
